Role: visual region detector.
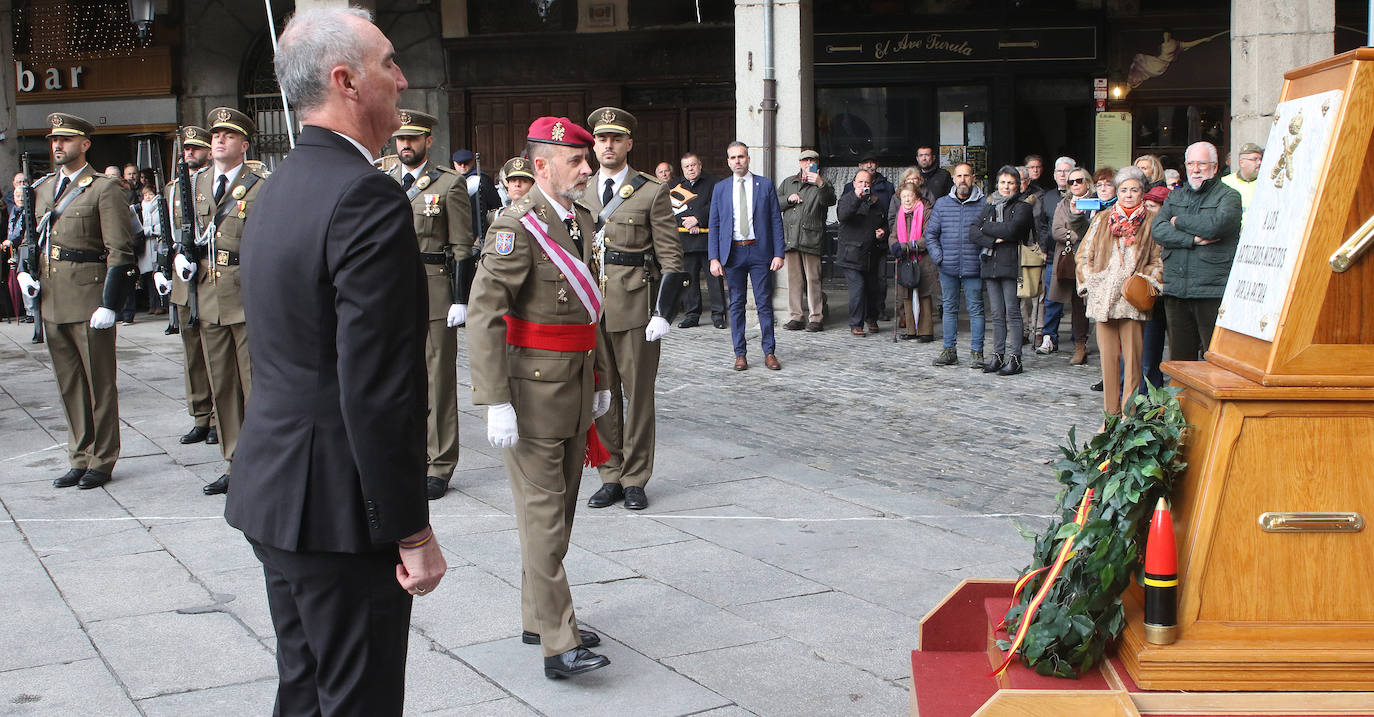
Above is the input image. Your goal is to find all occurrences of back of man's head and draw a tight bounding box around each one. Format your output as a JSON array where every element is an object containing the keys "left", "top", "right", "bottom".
[{"left": 276, "top": 8, "right": 374, "bottom": 116}]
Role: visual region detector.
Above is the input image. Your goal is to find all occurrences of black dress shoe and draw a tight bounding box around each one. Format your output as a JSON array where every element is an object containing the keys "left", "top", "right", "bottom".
[
  {"left": 678, "top": 316, "right": 699, "bottom": 329},
  {"left": 203, "top": 474, "right": 229, "bottom": 495},
  {"left": 544, "top": 646, "right": 610, "bottom": 679},
  {"left": 623, "top": 486, "right": 648, "bottom": 510},
  {"left": 522, "top": 629, "right": 601, "bottom": 648},
  {"left": 783, "top": 319, "right": 804, "bottom": 330},
  {"left": 164, "top": 325, "right": 179, "bottom": 336},
  {"left": 179, "top": 425, "right": 211, "bottom": 444},
  {"left": 205, "top": 427, "right": 218, "bottom": 445},
  {"left": 712, "top": 318, "right": 727, "bottom": 329},
  {"left": 916, "top": 334, "right": 935, "bottom": 343},
  {"left": 587, "top": 483, "right": 623, "bottom": 508},
  {"left": 426, "top": 476, "right": 449, "bottom": 500},
  {"left": 53, "top": 468, "right": 85, "bottom": 488},
  {"left": 77, "top": 470, "right": 111, "bottom": 490},
  {"left": 1090, "top": 380, "right": 1104, "bottom": 392}
]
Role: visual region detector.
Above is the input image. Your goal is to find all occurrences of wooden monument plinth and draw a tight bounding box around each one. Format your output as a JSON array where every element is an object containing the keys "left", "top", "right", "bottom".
[{"left": 1117, "top": 49, "right": 1374, "bottom": 691}]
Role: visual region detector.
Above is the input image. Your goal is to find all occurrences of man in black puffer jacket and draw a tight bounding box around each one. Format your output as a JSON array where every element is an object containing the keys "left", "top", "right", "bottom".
[{"left": 835, "top": 169, "right": 888, "bottom": 336}]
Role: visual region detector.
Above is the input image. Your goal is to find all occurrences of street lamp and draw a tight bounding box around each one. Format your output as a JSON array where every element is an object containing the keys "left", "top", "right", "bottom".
[{"left": 129, "top": 0, "right": 155, "bottom": 41}]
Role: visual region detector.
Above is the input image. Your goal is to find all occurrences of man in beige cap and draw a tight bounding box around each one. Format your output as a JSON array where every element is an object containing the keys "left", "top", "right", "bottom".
[
  {"left": 581, "top": 106, "right": 687, "bottom": 511},
  {"left": 386, "top": 108, "right": 473, "bottom": 500},
  {"left": 174, "top": 107, "right": 269, "bottom": 496},
  {"left": 777, "top": 148, "right": 835, "bottom": 332},
  {"left": 17, "top": 112, "right": 136, "bottom": 489}
]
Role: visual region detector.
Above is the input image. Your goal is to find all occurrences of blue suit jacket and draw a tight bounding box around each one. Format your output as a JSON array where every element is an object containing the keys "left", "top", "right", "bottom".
[{"left": 708, "top": 172, "right": 786, "bottom": 266}]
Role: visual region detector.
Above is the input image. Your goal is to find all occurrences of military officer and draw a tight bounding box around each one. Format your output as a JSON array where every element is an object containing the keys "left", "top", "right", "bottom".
[
  {"left": 386, "top": 109, "right": 474, "bottom": 500},
  {"left": 487, "top": 155, "right": 535, "bottom": 226},
  {"left": 174, "top": 107, "right": 268, "bottom": 496},
  {"left": 154, "top": 126, "right": 218, "bottom": 448},
  {"left": 581, "top": 107, "right": 687, "bottom": 511},
  {"left": 16, "top": 113, "right": 136, "bottom": 489},
  {"left": 468, "top": 116, "right": 613, "bottom": 679}
]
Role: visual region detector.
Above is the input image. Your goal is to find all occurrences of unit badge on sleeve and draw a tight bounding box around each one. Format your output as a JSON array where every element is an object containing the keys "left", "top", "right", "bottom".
[{"left": 493, "top": 230, "right": 516, "bottom": 255}]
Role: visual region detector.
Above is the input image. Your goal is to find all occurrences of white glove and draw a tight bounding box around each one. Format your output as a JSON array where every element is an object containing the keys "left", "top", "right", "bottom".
[
  {"left": 592, "top": 390, "right": 612, "bottom": 419},
  {"left": 446, "top": 303, "right": 467, "bottom": 328},
  {"left": 17, "top": 272, "right": 39, "bottom": 297},
  {"left": 486, "top": 402, "right": 519, "bottom": 448},
  {"left": 153, "top": 272, "right": 173, "bottom": 296},
  {"left": 645, "top": 316, "right": 670, "bottom": 342},
  {"left": 174, "top": 253, "right": 196, "bottom": 281},
  {"left": 90, "top": 307, "right": 117, "bottom": 329},
  {"left": 466, "top": 174, "right": 481, "bottom": 196}
]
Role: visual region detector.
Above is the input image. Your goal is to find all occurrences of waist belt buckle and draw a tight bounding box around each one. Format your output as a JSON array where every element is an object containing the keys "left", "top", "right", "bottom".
[
  {"left": 216, "top": 249, "right": 230, "bottom": 266},
  {"left": 50, "top": 246, "right": 62, "bottom": 261}
]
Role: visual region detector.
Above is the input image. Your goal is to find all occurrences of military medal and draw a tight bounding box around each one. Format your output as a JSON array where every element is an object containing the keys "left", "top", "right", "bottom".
[
  {"left": 619, "top": 184, "right": 634, "bottom": 199},
  {"left": 422, "top": 193, "right": 441, "bottom": 216},
  {"left": 231, "top": 184, "right": 246, "bottom": 200},
  {"left": 235, "top": 199, "right": 246, "bottom": 219},
  {"left": 78, "top": 176, "right": 93, "bottom": 188},
  {"left": 416, "top": 175, "right": 431, "bottom": 190}
]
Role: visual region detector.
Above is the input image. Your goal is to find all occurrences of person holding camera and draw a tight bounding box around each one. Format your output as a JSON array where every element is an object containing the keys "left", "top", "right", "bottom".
[
  {"left": 1047, "top": 166, "right": 1101, "bottom": 366},
  {"left": 778, "top": 149, "right": 835, "bottom": 332},
  {"left": 969, "top": 166, "right": 1034, "bottom": 376},
  {"left": 835, "top": 169, "right": 888, "bottom": 336}
]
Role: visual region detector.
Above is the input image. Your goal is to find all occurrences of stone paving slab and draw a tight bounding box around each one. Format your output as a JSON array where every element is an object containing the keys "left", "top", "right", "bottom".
[
  {"left": 0, "top": 539, "right": 97, "bottom": 673},
  {"left": 87, "top": 611, "right": 276, "bottom": 700},
  {"left": 0, "top": 658, "right": 140, "bottom": 717},
  {"left": 573, "top": 577, "right": 782, "bottom": 659},
  {"left": 136, "top": 679, "right": 278, "bottom": 717}
]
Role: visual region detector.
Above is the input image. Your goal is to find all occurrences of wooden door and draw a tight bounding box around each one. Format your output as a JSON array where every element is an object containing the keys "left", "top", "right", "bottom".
[
  {"left": 626, "top": 109, "right": 678, "bottom": 174},
  {"left": 687, "top": 109, "right": 735, "bottom": 179},
  {"left": 468, "top": 91, "right": 585, "bottom": 168}
]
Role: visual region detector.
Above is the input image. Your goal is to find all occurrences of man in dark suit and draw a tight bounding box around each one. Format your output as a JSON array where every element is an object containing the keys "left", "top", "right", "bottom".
[
  {"left": 708, "top": 141, "right": 785, "bottom": 371},
  {"left": 226, "top": 8, "right": 445, "bottom": 715},
  {"left": 670, "top": 152, "right": 724, "bottom": 329}
]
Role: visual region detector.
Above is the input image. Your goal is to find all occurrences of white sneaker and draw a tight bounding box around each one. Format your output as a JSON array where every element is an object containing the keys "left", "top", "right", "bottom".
[{"left": 1035, "top": 335, "right": 1056, "bottom": 355}]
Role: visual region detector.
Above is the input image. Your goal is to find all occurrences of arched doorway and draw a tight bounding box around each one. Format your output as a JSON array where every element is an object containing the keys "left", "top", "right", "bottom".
[{"left": 240, "top": 30, "right": 292, "bottom": 170}]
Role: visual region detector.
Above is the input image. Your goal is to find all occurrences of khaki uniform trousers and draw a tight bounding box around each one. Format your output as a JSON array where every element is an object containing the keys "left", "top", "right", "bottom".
[
  {"left": 424, "top": 319, "right": 459, "bottom": 480},
  {"left": 594, "top": 326, "right": 660, "bottom": 488},
  {"left": 45, "top": 322, "right": 120, "bottom": 474},
  {"left": 201, "top": 321, "right": 250, "bottom": 468},
  {"left": 785, "top": 250, "right": 824, "bottom": 324},
  {"left": 1096, "top": 318, "right": 1144, "bottom": 417},
  {"left": 505, "top": 436, "right": 584, "bottom": 657},
  {"left": 177, "top": 305, "right": 215, "bottom": 429}
]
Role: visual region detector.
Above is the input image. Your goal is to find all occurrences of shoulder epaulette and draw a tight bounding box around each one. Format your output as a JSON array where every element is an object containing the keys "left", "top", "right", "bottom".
[
  {"left": 31, "top": 172, "right": 55, "bottom": 188},
  {"left": 638, "top": 171, "right": 662, "bottom": 186},
  {"left": 503, "top": 196, "right": 535, "bottom": 221},
  {"left": 572, "top": 199, "right": 595, "bottom": 215}
]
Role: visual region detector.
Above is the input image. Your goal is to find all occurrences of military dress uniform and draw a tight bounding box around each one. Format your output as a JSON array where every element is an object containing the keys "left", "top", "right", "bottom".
[
  {"left": 28, "top": 113, "right": 137, "bottom": 488},
  {"left": 188, "top": 108, "right": 269, "bottom": 495},
  {"left": 468, "top": 117, "right": 611, "bottom": 677},
  {"left": 485, "top": 156, "right": 535, "bottom": 227},
  {"left": 386, "top": 109, "right": 474, "bottom": 499},
  {"left": 167, "top": 126, "right": 216, "bottom": 445},
  {"left": 581, "top": 107, "right": 686, "bottom": 510}
]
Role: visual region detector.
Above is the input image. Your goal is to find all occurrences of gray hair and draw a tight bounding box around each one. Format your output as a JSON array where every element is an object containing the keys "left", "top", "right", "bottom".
[
  {"left": 1054, "top": 156, "right": 1076, "bottom": 171},
  {"left": 1185, "top": 141, "right": 1219, "bottom": 164},
  {"left": 1114, "top": 166, "right": 1148, "bottom": 189},
  {"left": 275, "top": 7, "right": 375, "bottom": 115}
]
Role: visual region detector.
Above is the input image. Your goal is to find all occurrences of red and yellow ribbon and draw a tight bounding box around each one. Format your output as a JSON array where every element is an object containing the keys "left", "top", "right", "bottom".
[{"left": 992, "top": 488, "right": 1095, "bottom": 677}]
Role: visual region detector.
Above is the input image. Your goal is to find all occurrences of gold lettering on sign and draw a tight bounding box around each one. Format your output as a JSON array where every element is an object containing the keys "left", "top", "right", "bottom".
[{"left": 873, "top": 33, "right": 975, "bottom": 61}]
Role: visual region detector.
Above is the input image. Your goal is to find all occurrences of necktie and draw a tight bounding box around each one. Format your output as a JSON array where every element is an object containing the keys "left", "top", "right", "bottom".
[
  {"left": 602, "top": 178, "right": 614, "bottom": 207},
  {"left": 55, "top": 176, "right": 70, "bottom": 201},
  {"left": 401, "top": 173, "right": 415, "bottom": 193},
  {"left": 737, "top": 177, "right": 752, "bottom": 239},
  {"left": 214, "top": 175, "right": 228, "bottom": 204}
]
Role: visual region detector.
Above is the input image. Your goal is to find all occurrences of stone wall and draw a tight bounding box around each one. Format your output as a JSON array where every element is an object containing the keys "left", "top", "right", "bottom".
[{"left": 1230, "top": 0, "right": 1333, "bottom": 160}]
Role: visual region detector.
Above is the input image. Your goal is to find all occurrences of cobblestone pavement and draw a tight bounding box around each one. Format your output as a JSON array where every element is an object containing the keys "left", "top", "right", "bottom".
[{"left": 0, "top": 293, "right": 1106, "bottom": 716}]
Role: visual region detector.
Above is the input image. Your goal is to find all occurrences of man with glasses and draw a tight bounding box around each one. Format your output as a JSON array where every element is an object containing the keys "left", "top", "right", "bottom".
[
  {"left": 1151, "top": 141, "right": 1242, "bottom": 362},
  {"left": 1220, "top": 142, "right": 1262, "bottom": 214},
  {"left": 1036, "top": 157, "right": 1078, "bottom": 355}
]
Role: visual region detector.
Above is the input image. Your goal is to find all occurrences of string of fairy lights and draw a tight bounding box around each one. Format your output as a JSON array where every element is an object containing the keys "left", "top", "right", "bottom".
[{"left": 15, "top": 0, "right": 146, "bottom": 64}]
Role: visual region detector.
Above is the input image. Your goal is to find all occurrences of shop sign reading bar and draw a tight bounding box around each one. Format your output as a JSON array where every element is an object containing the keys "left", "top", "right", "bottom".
[{"left": 15, "top": 61, "right": 85, "bottom": 92}]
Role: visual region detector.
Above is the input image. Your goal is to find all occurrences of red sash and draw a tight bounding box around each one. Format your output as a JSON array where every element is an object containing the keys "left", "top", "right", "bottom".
[{"left": 501, "top": 316, "right": 609, "bottom": 467}]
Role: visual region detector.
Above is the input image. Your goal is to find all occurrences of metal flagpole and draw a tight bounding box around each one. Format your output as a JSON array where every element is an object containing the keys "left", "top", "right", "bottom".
[{"left": 264, "top": 0, "right": 296, "bottom": 149}]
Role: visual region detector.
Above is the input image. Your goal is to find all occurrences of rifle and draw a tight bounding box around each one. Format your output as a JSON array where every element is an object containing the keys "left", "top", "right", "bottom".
[
  {"left": 451, "top": 152, "right": 485, "bottom": 307},
  {"left": 174, "top": 137, "right": 200, "bottom": 327},
  {"left": 153, "top": 157, "right": 175, "bottom": 333},
  {"left": 18, "top": 153, "right": 43, "bottom": 341}
]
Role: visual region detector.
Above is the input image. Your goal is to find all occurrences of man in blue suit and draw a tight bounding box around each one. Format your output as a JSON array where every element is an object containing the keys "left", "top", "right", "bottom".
[{"left": 708, "top": 142, "right": 785, "bottom": 371}]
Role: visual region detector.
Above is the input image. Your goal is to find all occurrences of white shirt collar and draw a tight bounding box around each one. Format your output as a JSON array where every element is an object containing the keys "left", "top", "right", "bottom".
[
  {"left": 214, "top": 162, "right": 244, "bottom": 191},
  {"left": 404, "top": 160, "right": 428, "bottom": 181},
  {"left": 331, "top": 130, "right": 374, "bottom": 162},
  {"left": 60, "top": 164, "right": 89, "bottom": 181},
  {"left": 734, "top": 172, "right": 753, "bottom": 184},
  {"left": 598, "top": 165, "right": 631, "bottom": 196},
  {"left": 545, "top": 194, "right": 574, "bottom": 220}
]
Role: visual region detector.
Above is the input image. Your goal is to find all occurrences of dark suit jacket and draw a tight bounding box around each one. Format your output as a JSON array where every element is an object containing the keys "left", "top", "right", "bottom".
[
  {"left": 227, "top": 125, "right": 429, "bottom": 553},
  {"left": 707, "top": 172, "right": 785, "bottom": 267}
]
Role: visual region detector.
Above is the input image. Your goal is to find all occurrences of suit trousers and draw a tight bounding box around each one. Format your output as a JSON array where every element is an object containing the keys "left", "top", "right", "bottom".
[
  {"left": 841, "top": 266, "right": 883, "bottom": 328},
  {"left": 680, "top": 251, "right": 725, "bottom": 321},
  {"left": 1163, "top": 295, "right": 1222, "bottom": 362},
  {"left": 45, "top": 321, "right": 120, "bottom": 473},
  {"left": 201, "top": 321, "right": 251, "bottom": 467},
  {"left": 505, "top": 436, "right": 585, "bottom": 657},
  {"left": 785, "top": 250, "right": 824, "bottom": 323},
  {"left": 250, "top": 539, "right": 413, "bottom": 717},
  {"left": 1096, "top": 318, "right": 1144, "bottom": 417},
  {"left": 424, "top": 319, "right": 459, "bottom": 480},
  {"left": 595, "top": 325, "right": 660, "bottom": 488},
  {"left": 724, "top": 242, "right": 777, "bottom": 356},
  {"left": 177, "top": 303, "right": 214, "bottom": 429}
]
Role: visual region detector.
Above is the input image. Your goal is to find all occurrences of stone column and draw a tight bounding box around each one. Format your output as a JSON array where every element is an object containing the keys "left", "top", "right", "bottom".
[
  {"left": 0, "top": 0, "right": 18, "bottom": 176},
  {"left": 1230, "top": 0, "right": 1333, "bottom": 161},
  {"left": 734, "top": 0, "right": 815, "bottom": 314}
]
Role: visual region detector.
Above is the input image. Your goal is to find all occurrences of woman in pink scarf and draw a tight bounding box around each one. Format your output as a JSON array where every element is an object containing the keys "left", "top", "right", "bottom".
[{"left": 887, "top": 181, "right": 936, "bottom": 340}]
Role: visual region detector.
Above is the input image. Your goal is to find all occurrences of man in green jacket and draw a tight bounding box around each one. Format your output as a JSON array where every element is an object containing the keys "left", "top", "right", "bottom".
[
  {"left": 777, "top": 149, "right": 836, "bottom": 332},
  {"left": 1151, "top": 141, "right": 1243, "bottom": 362}
]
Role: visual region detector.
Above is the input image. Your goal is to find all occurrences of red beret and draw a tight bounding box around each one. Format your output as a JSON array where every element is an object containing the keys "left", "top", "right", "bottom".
[
  {"left": 527, "top": 116, "right": 593, "bottom": 148},
  {"left": 1144, "top": 186, "right": 1171, "bottom": 205}
]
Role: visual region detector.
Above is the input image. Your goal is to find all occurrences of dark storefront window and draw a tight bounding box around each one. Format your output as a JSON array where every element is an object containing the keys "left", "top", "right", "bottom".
[
  {"left": 468, "top": 0, "right": 578, "bottom": 34},
  {"left": 1133, "top": 103, "right": 1227, "bottom": 167},
  {"left": 816, "top": 86, "right": 935, "bottom": 164},
  {"left": 630, "top": 0, "right": 733, "bottom": 27}
]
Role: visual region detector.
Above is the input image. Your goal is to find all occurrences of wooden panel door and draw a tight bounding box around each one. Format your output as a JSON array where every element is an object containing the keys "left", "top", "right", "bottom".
[
  {"left": 687, "top": 109, "right": 735, "bottom": 178},
  {"left": 626, "top": 109, "right": 678, "bottom": 174},
  {"left": 468, "top": 91, "right": 585, "bottom": 168}
]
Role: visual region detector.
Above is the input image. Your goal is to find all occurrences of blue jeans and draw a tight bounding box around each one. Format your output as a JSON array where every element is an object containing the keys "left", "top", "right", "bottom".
[
  {"left": 938, "top": 273, "right": 984, "bottom": 352},
  {"left": 724, "top": 242, "right": 777, "bottom": 357},
  {"left": 1042, "top": 298, "right": 1063, "bottom": 341}
]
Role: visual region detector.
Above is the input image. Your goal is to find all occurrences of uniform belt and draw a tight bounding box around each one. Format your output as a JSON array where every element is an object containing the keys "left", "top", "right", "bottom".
[
  {"left": 676, "top": 227, "right": 709, "bottom": 233},
  {"left": 732, "top": 240, "right": 757, "bottom": 246},
  {"left": 503, "top": 315, "right": 597, "bottom": 352},
  {"left": 48, "top": 245, "right": 107, "bottom": 263},
  {"left": 214, "top": 249, "right": 240, "bottom": 266},
  {"left": 603, "top": 250, "right": 646, "bottom": 266},
  {"left": 419, "top": 251, "right": 447, "bottom": 265}
]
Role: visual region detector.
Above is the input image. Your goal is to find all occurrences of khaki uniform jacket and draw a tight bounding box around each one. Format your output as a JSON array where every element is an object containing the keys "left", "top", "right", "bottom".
[
  {"left": 193, "top": 164, "right": 269, "bottom": 325},
  {"left": 385, "top": 163, "right": 473, "bottom": 320},
  {"left": 467, "top": 186, "right": 607, "bottom": 440},
  {"left": 581, "top": 168, "right": 683, "bottom": 333},
  {"left": 32, "top": 165, "right": 135, "bottom": 324},
  {"left": 164, "top": 172, "right": 203, "bottom": 307}
]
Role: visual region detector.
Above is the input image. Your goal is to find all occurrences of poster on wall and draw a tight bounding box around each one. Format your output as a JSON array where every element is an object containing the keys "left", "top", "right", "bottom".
[
  {"left": 1093, "top": 112, "right": 1132, "bottom": 173},
  {"left": 940, "top": 145, "right": 965, "bottom": 169},
  {"left": 1215, "top": 89, "right": 1343, "bottom": 342}
]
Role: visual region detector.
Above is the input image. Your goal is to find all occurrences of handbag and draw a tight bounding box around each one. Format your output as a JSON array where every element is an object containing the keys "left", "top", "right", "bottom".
[
  {"left": 1054, "top": 243, "right": 1077, "bottom": 284},
  {"left": 896, "top": 257, "right": 921, "bottom": 289},
  {"left": 1019, "top": 242, "right": 1045, "bottom": 267},
  {"left": 1121, "top": 272, "right": 1158, "bottom": 312}
]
